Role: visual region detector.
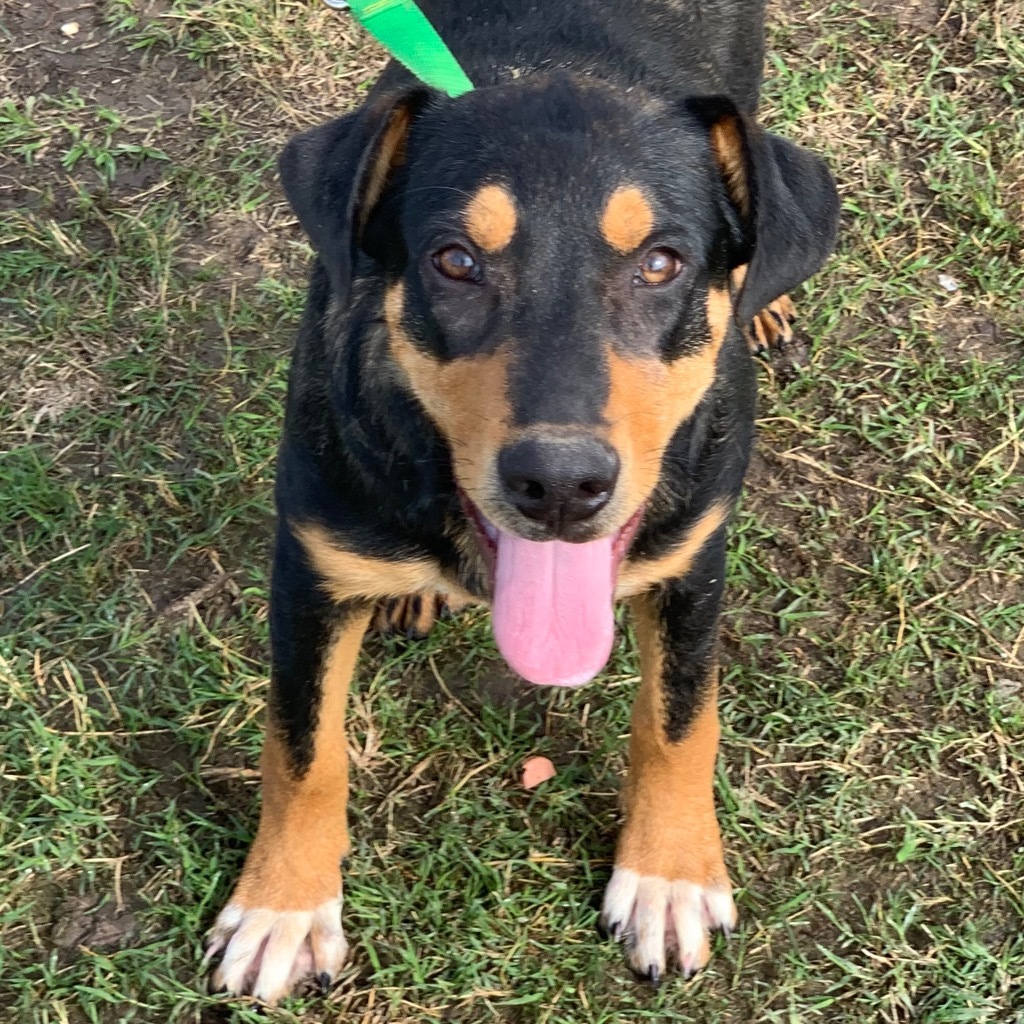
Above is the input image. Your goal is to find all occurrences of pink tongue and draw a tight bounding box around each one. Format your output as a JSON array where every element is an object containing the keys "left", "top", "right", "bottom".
[{"left": 491, "top": 530, "right": 616, "bottom": 687}]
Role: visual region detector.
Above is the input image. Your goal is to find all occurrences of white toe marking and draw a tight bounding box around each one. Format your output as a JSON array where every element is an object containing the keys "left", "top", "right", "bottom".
[
  {"left": 601, "top": 867, "right": 640, "bottom": 938},
  {"left": 602, "top": 867, "right": 735, "bottom": 977},
  {"left": 702, "top": 884, "right": 738, "bottom": 932},
  {"left": 216, "top": 907, "right": 277, "bottom": 994},
  {"left": 204, "top": 901, "right": 242, "bottom": 963},
  {"left": 251, "top": 912, "right": 317, "bottom": 1003},
  {"left": 670, "top": 881, "right": 709, "bottom": 974},
  {"left": 207, "top": 896, "right": 346, "bottom": 1003},
  {"left": 311, "top": 899, "right": 348, "bottom": 978},
  {"left": 212, "top": 901, "right": 244, "bottom": 934},
  {"left": 632, "top": 875, "right": 671, "bottom": 975}
]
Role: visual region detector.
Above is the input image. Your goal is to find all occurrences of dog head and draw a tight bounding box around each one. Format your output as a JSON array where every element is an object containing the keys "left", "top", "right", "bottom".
[
  {"left": 280, "top": 75, "right": 838, "bottom": 684},
  {"left": 281, "top": 76, "right": 837, "bottom": 542}
]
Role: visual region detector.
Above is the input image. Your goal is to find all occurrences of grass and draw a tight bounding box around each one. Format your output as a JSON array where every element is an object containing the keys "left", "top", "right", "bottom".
[{"left": 1, "top": 0, "right": 1022, "bottom": 1021}]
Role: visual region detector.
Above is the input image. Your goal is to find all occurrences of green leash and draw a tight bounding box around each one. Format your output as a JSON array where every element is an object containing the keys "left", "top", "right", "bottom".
[{"left": 324, "top": 0, "right": 474, "bottom": 98}]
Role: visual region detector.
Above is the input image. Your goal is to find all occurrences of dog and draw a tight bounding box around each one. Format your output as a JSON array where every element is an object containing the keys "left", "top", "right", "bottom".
[{"left": 204, "top": 0, "right": 839, "bottom": 1002}]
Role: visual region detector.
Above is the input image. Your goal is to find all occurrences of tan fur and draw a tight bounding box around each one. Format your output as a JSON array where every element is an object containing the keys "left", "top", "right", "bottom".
[
  {"left": 710, "top": 116, "right": 750, "bottom": 217},
  {"left": 374, "top": 591, "right": 471, "bottom": 635},
  {"left": 295, "top": 521, "right": 476, "bottom": 609},
  {"left": 748, "top": 293, "right": 797, "bottom": 353},
  {"left": 464, "top": 183, "right": 518, "bottom": 252},
  {"left": 730, "top": 264, "right": 797, "bottom": 353},
  {"left": 600, "top": 185, "right": 655, "bottom": 253},
  {"left": 615, "top": 594, "right": 729, "bottom": 885},
  {"left": 295, "top": 521, "right": 441, "bottom": 601},
  {"left": 229, "top": 611, "right": 371, "bottom": 911},
  {"left": 605, "top": 287, "right": 732, "bottom": 515},
  {"left": 385, "top": 282, "right": 512, "bottom": 510},
  {"left": 617, "top": 500, "right": 730, "bottom": 597},
  {"left": 729, "top": 262, "right": 748, "bottom": 291},
  {"left": 358, "top": 105, "right": 413, "bottom": 231}
]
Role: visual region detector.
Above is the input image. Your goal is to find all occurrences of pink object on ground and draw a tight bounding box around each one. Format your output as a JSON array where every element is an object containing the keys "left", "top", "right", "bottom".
[
  {"left": 521, "top": 756, "right": 557, "bottom": 790},
  {"left": 491, "top": 530, "right": 616, "bottom": 687}
]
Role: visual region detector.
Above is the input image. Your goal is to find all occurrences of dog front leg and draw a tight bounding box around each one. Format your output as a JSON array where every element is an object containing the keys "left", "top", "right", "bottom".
[{"left": 206, "top": 526, "right": 369, "bottom": 1004}]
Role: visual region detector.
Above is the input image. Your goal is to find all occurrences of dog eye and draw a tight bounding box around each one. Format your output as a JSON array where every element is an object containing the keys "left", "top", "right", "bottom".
[
  {"left": 432, "top": 245, "right": 480, "bottom": 282},
  {"left": 635, "top": 247, "right": 684, "bottom": 286}
]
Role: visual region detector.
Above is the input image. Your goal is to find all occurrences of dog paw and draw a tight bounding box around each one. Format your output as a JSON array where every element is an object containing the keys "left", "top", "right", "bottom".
[
  {"left": 600, "top": 868, "right": 735, "bottom": 983},
  {"left": 373, "top": 592, "right": 468, "bottom": 639},
  {"left": 745, "top": 293, "right": 797, "bottom": 357},
  {"left": 205, "top": 897, "right": 347, "bottom": 1005}
]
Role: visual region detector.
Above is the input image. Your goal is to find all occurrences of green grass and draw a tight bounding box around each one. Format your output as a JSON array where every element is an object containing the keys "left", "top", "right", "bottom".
[{"left": 1, "top": 0, "right": 1022, "bottom": 1021}]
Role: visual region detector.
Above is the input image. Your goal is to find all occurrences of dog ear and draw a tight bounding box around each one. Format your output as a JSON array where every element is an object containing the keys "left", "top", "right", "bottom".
[
  {"left": 278, "top": 88, "right": 434, "bottom": 303},
  {"left": 687, "top": 96, "right": 840, "bottom": 326}
]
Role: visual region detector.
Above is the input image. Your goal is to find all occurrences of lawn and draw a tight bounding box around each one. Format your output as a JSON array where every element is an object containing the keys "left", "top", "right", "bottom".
[{"left": 1, "top": 1, "right": 1022, "bottom": 1021}]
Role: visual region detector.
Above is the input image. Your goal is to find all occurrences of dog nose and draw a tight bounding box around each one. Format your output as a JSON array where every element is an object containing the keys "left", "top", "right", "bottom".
[{"left": 499, "top": 436, "right": 620, "bottom": 528}]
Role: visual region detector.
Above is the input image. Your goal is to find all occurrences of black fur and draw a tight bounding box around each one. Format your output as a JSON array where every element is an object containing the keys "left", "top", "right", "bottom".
[
  {"left": 655, "top": 533, "right": 730, "bottom": 743},
  {"left": 271, "top": 0, "right": 838, "bottom": 761}
]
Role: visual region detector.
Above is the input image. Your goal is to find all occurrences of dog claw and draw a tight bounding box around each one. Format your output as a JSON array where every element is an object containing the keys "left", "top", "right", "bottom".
[
  {"left": 318, "top": 971, "right": 332, "bottom": 995},
  {"left": 648, "top": 965, "right": 660, "bottom": 987},
  {"left": 375, "top": 592, "right": 452, "bottom": 639},
  {"left": 745, "top": 293, "right": 798, "bottom": 356}
]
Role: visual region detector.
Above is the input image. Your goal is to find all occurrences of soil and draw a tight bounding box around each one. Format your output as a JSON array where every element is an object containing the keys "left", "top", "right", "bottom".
[{"left": 51, "top": 893, "right": 139, "bottom": 957}]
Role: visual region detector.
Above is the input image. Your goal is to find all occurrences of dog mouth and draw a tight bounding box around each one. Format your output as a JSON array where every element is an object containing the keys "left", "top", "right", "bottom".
[{"left": 460, "top": 492, "right": 644, "bottom": 688}]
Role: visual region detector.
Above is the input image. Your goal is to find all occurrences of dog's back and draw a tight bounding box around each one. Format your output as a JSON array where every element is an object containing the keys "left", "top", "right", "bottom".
[{"left": 382, "top": 0, "right": 766, "bottom": 112}]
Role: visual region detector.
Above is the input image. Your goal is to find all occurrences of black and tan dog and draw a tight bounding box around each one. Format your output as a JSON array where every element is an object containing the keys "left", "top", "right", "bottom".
[{"left": 205, "top": 0, "right": 839, "bottom": 1002}]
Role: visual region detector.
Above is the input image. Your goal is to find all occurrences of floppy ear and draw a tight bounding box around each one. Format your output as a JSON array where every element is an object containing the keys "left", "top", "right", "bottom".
[
  {"left": 278, "top": 88, "right": 434, "bottom": 303},
  {"left": 688, "top": 97, "right": 840, "bottom": 326}
]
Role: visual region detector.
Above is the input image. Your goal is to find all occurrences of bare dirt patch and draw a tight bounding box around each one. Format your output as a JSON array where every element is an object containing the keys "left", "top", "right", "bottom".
[
  {"left": 857, "top": 0, "right": 947, "bottom": 31},
  {"left": 2, "top": 0, "right": 205, "bottom": 121},
  {"left": 51, "top": 893, "right": 140, "bottom": 958},
  {"left": 940, "top": 313, "right": 1020, "bottom": 364}
]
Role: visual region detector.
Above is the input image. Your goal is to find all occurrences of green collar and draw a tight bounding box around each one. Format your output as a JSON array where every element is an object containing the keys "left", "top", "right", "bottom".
[{"left": 340, "top": 0, "right": 474, "bottom": 97}]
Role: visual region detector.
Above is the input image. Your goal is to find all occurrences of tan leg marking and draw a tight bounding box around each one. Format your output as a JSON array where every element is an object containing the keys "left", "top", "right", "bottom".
[
  {"left": 746, "top": 293, "right": 797, "bottom": 355},
  {"left": 601, "top": 594, "right": 735, "bottom": 980},
  {"left": 207, "top": 611, "right": 370, "bottom": 1005}
]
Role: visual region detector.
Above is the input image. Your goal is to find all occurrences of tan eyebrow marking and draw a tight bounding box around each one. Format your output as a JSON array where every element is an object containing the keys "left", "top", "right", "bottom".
[
  {"left": 601, "top": 185, "right": 655, "bottom": 253},
  {"left": 464, "top": 183, "right": 518, "bottom": 252}
]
